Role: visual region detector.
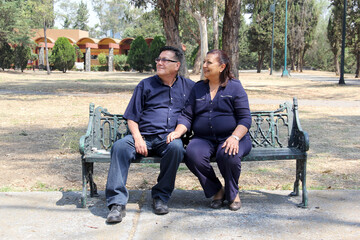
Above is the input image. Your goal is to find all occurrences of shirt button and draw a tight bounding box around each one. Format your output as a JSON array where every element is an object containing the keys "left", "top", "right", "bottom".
[
  {"left": 169, "top": 108, "right": 172, "bottom": 110},
  {"left": 210, "top": 110, "right": 212, "bottom": 113},
  {"left": 210, "top": 126, "right": 213, "bottom": 128}
]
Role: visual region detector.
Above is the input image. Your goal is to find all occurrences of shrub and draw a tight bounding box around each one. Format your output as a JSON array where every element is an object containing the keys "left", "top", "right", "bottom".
[
  {"left": 91, "top": 65, "right": 108, "bottom": 71},
  {"left": 127, "top": 36, "right": 150, "bottom": 72},
  {"left": 0, "top": 42, "right": 14, "bottom": 71},
  {"left": 114, "top": 54, "right": 128, "bottom": 71},
  {"left": 14, "top": 45, "right": 31, "bottom": 72},
  {"left": 49, "top": 37, "right": 76, "bottom": 73},
  {"left": 98, "top": 52, "right": 107, "bottom": 65},
  {"left": 149, "top": 36, "right": 165, "bottom": 70}
]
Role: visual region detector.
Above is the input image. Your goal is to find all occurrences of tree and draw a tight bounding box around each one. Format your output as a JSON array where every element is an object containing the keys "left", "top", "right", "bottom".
[
  {"left": 222, "top": 0, "right": 242, "bottom": 78},
  {"left": 327, "top": 0, "right": 343, "bottom": 75},
  {"left": 213, "top": 0, "right": 220, "bottom": 50},
  {"left": 0, "top": 0, "right": 33, "bottom": 47},
  {"left": 92, "top": 0, "right": 140, "bottom": 38},
  {"left": 14, "top": 45, "right": 31, "bottom": 72},
  {"left": 55, "top": 0, "right": 77, "bottom": 29},
  {"left": 73, "top": 1, "right": 89, "bottom": 31},
  {"left": 127, "top": 36, "right": 150, "bottom": 72},
  {"left": 50, "top": 37, "right": 76, "bottom": 73},
  {"left": 247, "top": 1, "right": 274, "bottom": 73},
  {"left": 131, "top": 0, "right": 188, "bottom": 76},
  {"left": 122, "top": 10, "right": 164, "bottom": 38},
  {"left": 30, "top": 52, "right": 38, "bottom": 71},
  {"left": 27, "top": 0, "right": 55, "bottom": 75},
  {"left": 348, "top": 0, "right": 360, "bottom": 78},
  {"left": 0, "top": 42, "right": 14, "bottom": 71},
  {"left": 149, "top": 36, "right": 166, "bottom": 70},
  {"left": 288, "top": 0, "right": 319, "bottom": 72},
  {"left": 183, "top": 0, "right": 210, "bottom": 79}
]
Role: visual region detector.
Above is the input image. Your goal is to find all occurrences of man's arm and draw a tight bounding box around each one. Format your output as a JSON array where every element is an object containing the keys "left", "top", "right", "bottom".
[{"left": 128, "top": 119, "right": 148, "bottom": 157}]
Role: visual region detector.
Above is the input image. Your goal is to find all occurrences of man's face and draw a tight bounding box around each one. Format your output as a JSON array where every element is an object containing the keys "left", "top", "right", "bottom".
[{"left": 156, "top": 50, "right": 180, "bottom": 78}]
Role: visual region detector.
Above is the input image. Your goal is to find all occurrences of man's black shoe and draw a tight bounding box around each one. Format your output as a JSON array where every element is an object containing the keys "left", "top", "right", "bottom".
[
  {"left": 106, "top": 204, "right": 126, "bottom": 223},
  {"left": 152, "top": 198, "right": 169, "bottom": 215}
]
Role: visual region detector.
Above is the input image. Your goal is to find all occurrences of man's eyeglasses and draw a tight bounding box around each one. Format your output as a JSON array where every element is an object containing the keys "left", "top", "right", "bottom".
[{"left": 155, "top": 58, "right": 178, "bottom": 63}]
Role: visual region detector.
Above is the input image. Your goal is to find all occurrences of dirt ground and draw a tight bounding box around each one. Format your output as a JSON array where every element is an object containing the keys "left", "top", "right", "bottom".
[{"left": 0, "top": 70, "right": 359, "bottom": 194}]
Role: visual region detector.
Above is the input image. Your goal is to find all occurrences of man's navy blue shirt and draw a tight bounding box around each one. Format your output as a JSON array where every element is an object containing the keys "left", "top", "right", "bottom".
[{"left": 124, "top": 75, "right": 195, "bottom": 139}]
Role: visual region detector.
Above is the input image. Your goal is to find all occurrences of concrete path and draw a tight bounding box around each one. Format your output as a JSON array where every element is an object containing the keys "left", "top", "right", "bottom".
[{"left": 1, "top": 190, "right": 359, "bottom": 240}]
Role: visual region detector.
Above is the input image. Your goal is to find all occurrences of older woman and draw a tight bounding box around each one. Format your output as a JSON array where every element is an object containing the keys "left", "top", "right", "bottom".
[{"left": 167, "top": 49, "right": 252, "bottom": 211}]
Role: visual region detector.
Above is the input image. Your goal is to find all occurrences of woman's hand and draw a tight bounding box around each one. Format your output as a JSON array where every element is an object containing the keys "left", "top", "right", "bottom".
[{"left": 222, "top": 135, "right": 239, "bottom": 155}]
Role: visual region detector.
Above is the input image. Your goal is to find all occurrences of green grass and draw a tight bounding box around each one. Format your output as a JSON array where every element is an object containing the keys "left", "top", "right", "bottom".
[
  {"left": 30, "top": 181, "right": 58, "bottom": 191},
  {"left": 0, "top": 186, "right": 18, "bottom": 192}
]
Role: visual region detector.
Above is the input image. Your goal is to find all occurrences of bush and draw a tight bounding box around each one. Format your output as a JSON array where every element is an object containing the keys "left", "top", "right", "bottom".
[
  {"left": 98, "top": 52, "right": 107, "bottom": 65},
  {"left": 149, "top": 36, "right": 165, "bottom": 70},
  {"left": 49, "top": 37, "right": 76, "bottom": 73},
  {"left": 91, "top": 65, "right": 108, "bottom": 71},
  {"left": 14, "top": 45, "right": 31, "bottom": 72},
  {"left": 0, "top": 42, "right": 14, "bottom": 71},
  {"left": 114, "top": 54, "right": 128, "bottom": 71},
  {"left": 127, "top": 36, "right": 150, "bottom": 72}
]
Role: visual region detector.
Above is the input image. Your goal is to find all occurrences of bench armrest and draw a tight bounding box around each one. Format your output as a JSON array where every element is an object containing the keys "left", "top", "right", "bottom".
[
  {"left": 79, "top": 103, "right": 95, "bottom": 155},
  {"left": 289, "top": 98, "right": 310, "bottom": 152}
]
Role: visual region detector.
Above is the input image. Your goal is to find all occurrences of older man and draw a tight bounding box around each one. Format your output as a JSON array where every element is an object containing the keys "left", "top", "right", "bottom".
[{"left": 106, "top": 46, "right": 194, "bottom": 223}]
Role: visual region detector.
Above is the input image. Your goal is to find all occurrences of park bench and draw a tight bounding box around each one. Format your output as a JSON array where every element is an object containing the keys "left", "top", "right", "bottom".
[{"left": 79, "top": 97, "right": 309, "bottom": 208}]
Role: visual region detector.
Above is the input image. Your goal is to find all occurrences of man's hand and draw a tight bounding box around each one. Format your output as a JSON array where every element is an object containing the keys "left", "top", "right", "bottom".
[
  {"left": 166, "top": 124, "right": 188, "bottom": 144},
  {"left": 166, "top": 131, "right": 181, "bottom": 144},
  {"left": 134, "top": 136, "right": 148, "bottom": 157}
]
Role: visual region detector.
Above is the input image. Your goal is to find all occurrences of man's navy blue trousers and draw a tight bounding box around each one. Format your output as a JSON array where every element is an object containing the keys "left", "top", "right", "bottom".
[{"left": 105, "top": 134, "right": 184, "bottom": 208}]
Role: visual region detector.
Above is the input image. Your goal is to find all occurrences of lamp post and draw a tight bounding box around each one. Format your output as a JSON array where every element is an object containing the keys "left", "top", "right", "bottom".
[
  {"left": 339, "top": 0, "right": 347, "bottom": 85},
  {"left": 270, "top": 0, "right": 276, "bottom": 75},
  {"left": 281, "top": 0, "right": 289, "bottom": 77}
]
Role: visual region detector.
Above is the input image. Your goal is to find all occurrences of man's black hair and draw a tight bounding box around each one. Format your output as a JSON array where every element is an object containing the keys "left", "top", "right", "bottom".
[{"left": 159, "top": 46, "right": 183, "bottom": 63}]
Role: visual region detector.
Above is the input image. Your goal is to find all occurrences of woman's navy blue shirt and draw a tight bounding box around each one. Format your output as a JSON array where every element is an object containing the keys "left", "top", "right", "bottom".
[
  {"left": 178, "top": 79, "right": 251, "bottom": 142},
  {"left": 123, "top": 75, "right": 194, "bottom": 139}
]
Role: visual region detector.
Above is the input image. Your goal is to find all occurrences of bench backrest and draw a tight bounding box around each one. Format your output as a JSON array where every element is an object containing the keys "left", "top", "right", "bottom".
[{"left": 85, "top": 100, "right": 295, "bottom": 152}]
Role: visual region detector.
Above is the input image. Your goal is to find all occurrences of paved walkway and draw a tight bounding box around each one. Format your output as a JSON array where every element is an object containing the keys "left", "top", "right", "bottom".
[{"left": 1, "top": 190, "right": 359, "bottom": 239}]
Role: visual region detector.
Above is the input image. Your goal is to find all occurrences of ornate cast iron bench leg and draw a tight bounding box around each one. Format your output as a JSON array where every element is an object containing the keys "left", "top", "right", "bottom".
[
  {"left": 290, "top": 159, "right": 301, "bottom": 197},
  {"left": 87, "top": 163, "right": 99, "bottom": 198},
  {"left": 81, "top": 159, "right": 87, "bottom": 208},
  {"left": 300, "top": 157, "right": 308, "bottom": 208},
  {"left": 290, "top": 158, "right": 308, "bottom": 208}
]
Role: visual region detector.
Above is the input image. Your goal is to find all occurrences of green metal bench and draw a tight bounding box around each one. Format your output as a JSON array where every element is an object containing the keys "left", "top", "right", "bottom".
[{"left": 79, "top": 97, "right": 309, "bottom": 208}]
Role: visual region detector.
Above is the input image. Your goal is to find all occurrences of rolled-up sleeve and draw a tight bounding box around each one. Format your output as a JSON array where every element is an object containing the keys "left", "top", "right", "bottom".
[
  {"left": 233, "top": 84, "right": 252, "bottom": 130},
  {"left": 123, "top": 83, "right": 144, "bottom": 122}
]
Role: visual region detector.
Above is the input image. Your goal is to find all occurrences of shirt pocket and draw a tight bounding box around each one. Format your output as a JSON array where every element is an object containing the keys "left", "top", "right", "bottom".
[{"left": 218, "top": 95, "right": 234, "bottom": 112}]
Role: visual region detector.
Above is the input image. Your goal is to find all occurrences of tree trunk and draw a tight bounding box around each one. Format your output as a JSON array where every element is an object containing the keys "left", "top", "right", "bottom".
[
  {"left": 192, "top": 47, "right": 202, "bottom": 75},
  {"left": 158, "top": 0, "right": 188, "bottom": 77},
  {"left": 213, "top": 0, "right": 219, "bottom": 50},
  {"left": 334, "top": 53, "right": 340, "bottom": 76},
  {"left": 355, "top": 52, "right": 360, "bottom": 78},
  {"left": 256, "top": 50, "right": 265, "bottom": 73},
  {"left": 222, "top": 0, "right": 241, "bottom": 79},
  {"left": 44, "top": 21, "right": 50, "bottom": 75}
]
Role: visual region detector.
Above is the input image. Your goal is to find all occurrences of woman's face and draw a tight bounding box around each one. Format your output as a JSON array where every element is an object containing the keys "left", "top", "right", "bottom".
[{"left": 203, "top": 53, "right": 225, "bottom": 81}]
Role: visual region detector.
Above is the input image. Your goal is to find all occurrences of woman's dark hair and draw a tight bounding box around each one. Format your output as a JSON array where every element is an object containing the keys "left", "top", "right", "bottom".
[
  {"left": 207, "top": 49, "right": 234, "bottom": 86},
  {"left": 159, "top": 46, "right": 183, "bottom": 64}
]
